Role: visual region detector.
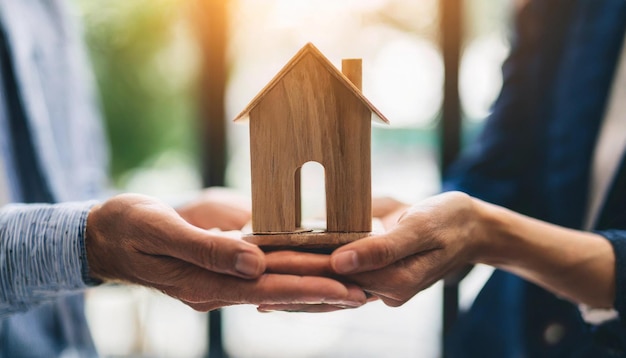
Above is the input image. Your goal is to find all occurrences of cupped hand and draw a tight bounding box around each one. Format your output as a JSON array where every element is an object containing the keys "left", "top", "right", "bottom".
[
  {"left": 258, "top": 250, "right": 377, "bottom": 313},
  {"left": 330, "top": 191, "right": 484, "bottom": 306},
  {"left": 86, "top": 194, "right": 367, "bottom": 311},
  {"left": 256, "top": 196, "right": 409, "bottom": 312},
  {"left": 258, "top": 191, "right": 618, "bottom": 313},
  {"left": 176, "top": 187, "right": 251, "bottom": 231}
]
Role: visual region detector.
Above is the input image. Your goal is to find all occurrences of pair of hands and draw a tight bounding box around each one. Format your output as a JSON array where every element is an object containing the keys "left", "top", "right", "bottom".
[
  {"left": 263, "top": 193, "right": 481, "bottom": 312},
  {"left": 86, "top": 189, "right": 481, "bottom": 312}
]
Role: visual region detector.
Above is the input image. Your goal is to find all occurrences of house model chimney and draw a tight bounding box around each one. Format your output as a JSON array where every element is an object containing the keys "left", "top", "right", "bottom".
[
  {"left": 234, "top": 44, "right": 389, "bottom": 250},
  {"left": 342, "top": 59, "right": 362, "bottom": 91}
]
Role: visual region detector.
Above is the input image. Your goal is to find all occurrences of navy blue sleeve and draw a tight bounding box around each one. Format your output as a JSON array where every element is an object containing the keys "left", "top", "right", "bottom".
[{"left": 599, "top": 230, "right": 626, "bottom": 320}]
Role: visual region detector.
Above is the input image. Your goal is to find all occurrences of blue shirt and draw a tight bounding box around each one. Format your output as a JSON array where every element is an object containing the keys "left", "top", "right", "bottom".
[{"left": 0, "top": 0, "right": 109, "bottom": 356}]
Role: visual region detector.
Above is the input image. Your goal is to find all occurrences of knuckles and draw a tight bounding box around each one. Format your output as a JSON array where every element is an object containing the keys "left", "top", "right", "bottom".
[
  {"left": 366, "top": 239, "right": 398, "bottom": 267},
  {"left": 197, "top": 239, "right": 219, "bottom": 270}
]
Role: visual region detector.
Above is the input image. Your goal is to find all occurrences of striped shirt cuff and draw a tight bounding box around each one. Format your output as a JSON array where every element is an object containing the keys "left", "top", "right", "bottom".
[{"left": 0, "top": 201, "right": 100, "bottom": 315}]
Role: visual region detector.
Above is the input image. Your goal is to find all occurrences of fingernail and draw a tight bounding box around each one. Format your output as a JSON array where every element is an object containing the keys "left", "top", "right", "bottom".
[
  {"left": 333, "top": 251, "right": 358, "bottom": 274},
  {"left": 235, "top": 252, "right": 262, "bottom": 277}
]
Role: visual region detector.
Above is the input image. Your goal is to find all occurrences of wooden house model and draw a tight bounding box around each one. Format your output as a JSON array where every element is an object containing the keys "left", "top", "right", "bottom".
[{"left": 234, "top": 43, "right": 389, "bottom": 249}]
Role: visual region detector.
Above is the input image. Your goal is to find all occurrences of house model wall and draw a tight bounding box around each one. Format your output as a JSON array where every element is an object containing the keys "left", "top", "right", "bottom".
[{"left": 234, "top": 43, "right": 388, "bottom": 248}]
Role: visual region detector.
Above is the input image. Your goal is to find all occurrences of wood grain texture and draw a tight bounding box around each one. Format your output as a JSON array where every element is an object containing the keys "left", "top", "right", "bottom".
[
  {"left": 243, "top": 231, "right": 377, "bottom": 252},
  {"left": 235, "top": 43, "right": 392, "bottom": 240},
  {"left": 248, "top": 52, "right": 372, "bottom": 233},
  {"left": 342, "top": 59, "right": 362, "bottom": 91},
  {"left": 243, "top": 218, "right": 384, "bottom": 252},
  {"left": 233, "top": 43, "right": 388, "bottom": 124}
]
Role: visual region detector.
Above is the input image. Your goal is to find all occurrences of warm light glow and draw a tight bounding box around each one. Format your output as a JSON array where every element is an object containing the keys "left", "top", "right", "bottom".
[
  {"left": 229, "top": 0, "right": 445, "bottom": 129},
  {"left": 268, "top": 0, "right": 386, "bottom": 28},
  {"left": 460, "top": 35, "right": 510, "bottom": 120},
  {"left": 370, "top": 37, "right": 443, "bottom": 126}
]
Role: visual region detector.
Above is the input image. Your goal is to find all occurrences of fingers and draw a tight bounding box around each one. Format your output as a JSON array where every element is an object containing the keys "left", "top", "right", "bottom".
[
  {"left": 330, "top": 201, "right": 450, "bottom": 275},
  {"left": 256, "top": 285, "right": 376, "bottom": 313},
  {"left": 372, "top": 197, "right": 410, "bottom": 230},
  {"left": 265, "top": 251, "right": 335, "bottom": 277},
  {"left": 343, "top": 250, "right": 455, "bottom": 307},
  {"left": 237, "top": 275, "right": 366, "bottom": 306},
  {"left": 331, "top": 234, "right": 401, "bottom": 276},
  {"left": 254, "top": 283, "right": 366, "bottom": 312},
  {"left": 139, "top": 213, "right": 265, "bottom": 278},
  {"left": 182, "top": 300, "right": 231, "bottom": 312},
  {"left": 372, "top": 196, "right": 409, "bottom": 218},
  {"left": 92, "top": 194, "right": 373, "bottom": 313},
  {"left": 142, "top": 197, "right": 264, "bottom": 279},
  {"left": 257, "top": 304, "right": 353, "bottom": 313},
  {"left": 176, "top": 187, "right": 252, "bottom": 230},
  {"left": 171, "top": 232, "right": 265, "bottom": 278},
  {"left": 330, "top": 229, "right": 430, "bottom": 276},
  {"left": 88, "top": 194, "right": 265, "bottom": 281},
  {"left": 146, "top": 258, "right": 367, "bottom": 310}
]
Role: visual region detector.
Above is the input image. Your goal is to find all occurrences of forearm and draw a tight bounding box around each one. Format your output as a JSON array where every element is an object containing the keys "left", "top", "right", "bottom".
[
  {"left": 474, "top": 199, "right": 615, "bottom": 308},
  {"left": 0, "top": 201, "right": 98, "bottom": 316}
]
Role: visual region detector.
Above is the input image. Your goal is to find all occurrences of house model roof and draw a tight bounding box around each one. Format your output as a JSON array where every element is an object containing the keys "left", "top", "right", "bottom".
[{"left": 233, "top": 43, "right": 390, "bottom": 124}]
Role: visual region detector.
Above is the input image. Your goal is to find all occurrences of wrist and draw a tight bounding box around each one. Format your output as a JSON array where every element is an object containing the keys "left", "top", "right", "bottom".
[
  {"left": 85, "top": 202, "right": 107, "bottom": 282},
  {"left": 467, "top": 198, "right": 513, "bottom": 266}
]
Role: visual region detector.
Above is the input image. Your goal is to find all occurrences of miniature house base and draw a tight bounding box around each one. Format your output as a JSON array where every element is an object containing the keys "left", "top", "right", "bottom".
[
  {"left": 243, "top": 218, "right": 385, "bottom": 252},
  {"left": 243, "top": 229, "right": 379, "bottom": 252}
]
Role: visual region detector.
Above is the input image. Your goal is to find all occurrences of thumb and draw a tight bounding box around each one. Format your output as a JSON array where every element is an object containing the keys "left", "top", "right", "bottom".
[
  {"left": 88, "top": 193, "right": 266, "bottom": 280},
  {"left": 164, "top": 224, "right": 266, "bottom": 279},
  {"left": 130, "top": 205, "right": 265, "bottom": 279},
  {"left": 330, "top": 211, "right": 433, "bottom": 275}
]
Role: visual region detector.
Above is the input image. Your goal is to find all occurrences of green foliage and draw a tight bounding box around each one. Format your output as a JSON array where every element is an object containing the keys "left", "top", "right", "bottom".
[{"left": 73, "top": 0, "right": 200, "bottom": 183}]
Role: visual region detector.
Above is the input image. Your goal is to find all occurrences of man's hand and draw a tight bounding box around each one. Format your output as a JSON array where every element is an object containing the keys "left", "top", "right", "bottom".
[
  {"left": 176, "top": 187, "right": 251, "bottom": 231},
  {"left": 85, "top": 194, "right": 367, "bottom": 311}
]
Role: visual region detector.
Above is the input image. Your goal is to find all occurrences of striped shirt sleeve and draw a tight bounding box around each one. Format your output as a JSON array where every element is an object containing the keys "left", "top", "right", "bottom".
[{"left": 0, "top": 201, "right": 99, "bottom": 316}]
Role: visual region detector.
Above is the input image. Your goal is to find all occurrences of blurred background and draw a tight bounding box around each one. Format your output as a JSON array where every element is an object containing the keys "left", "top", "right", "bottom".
[{"left": 71, "top": 0, "right": 514, "bottom": 356}]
